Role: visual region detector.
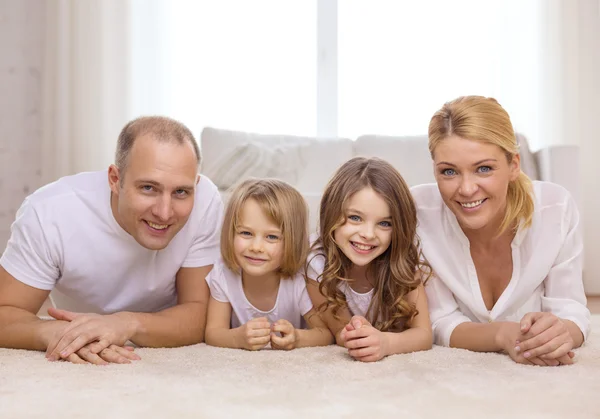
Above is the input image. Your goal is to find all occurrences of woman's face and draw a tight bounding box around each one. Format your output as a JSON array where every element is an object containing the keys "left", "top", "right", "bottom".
[{"left": 432, "top": 135, "right": 520, "bottom": 233}]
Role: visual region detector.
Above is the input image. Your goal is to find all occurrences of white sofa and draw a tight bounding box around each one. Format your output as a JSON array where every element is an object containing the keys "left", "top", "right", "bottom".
[{"left": 200, "top": 127, "right": 580, "bottom": 232}]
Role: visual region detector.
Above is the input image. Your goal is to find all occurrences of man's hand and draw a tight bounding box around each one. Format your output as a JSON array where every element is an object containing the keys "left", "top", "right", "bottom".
[
  {"left": 45, "top": 308, "right": 137, "bottom": 361},
  {"left": 514, "top": 312, "right": 575, "bottom": 362},
  {"left": 270, "top": 319, "right": 297, "bottom": 350},
  {"left": 236, "top": 317, "right": 271, "bottom": 351},
  {"left": 342, "top": 315, "right": 389, "bottom": 363},
  {"left": 64, "top": 344, "right": 141, "bottom": 365}
]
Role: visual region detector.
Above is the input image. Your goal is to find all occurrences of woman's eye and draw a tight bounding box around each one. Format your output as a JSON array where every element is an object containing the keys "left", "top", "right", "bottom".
[
  {"left": 348, "top": 215, "right": 361, "bottom": 222},
  {"left": 477, "top": 166, "right": 492, "bottom": 174},
  {"left": 441, "top": 168, "right": 456, "bottom": 176},
  {"left": 379, "top": 221, "right": 392, "bottom": 228}
]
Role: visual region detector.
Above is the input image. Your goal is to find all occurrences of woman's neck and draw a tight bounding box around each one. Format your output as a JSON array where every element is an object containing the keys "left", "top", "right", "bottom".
[{"left": 463, "top": 222, "right": 516, "bottom": 251}]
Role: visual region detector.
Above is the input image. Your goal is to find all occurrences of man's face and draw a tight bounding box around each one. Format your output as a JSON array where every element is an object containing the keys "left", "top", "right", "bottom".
[{"left": 108, "top": 134, "right": 199, "bottom": 250}]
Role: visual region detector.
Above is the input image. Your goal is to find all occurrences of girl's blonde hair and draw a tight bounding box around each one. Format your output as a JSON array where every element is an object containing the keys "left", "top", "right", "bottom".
[
  {"left": 428, "top": 95, "right": 534, "bottom": 234},
  {"left": 309, "top": 157, "right": 430, "bottom": 331},
  {"left": 221, "top": 178, "right": 309, "bottom": 278}
]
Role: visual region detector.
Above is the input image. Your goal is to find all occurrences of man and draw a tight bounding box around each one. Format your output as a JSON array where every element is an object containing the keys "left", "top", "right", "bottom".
[{"left": 0, "top": 116, "right": 223, "bottom": 365}]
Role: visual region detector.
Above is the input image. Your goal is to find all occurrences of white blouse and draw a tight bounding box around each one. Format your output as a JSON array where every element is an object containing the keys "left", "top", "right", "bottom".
[{"left": 411, "top": 181, "right": 590, "bottom": 347}]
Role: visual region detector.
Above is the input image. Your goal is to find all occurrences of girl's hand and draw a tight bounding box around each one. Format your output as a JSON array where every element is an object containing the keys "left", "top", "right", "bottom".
[
  {"left": 270, "top": 319, "right": 297, "bottom": 350},
  {"left": 238, "top": 317, "right": 271, "bottom": 351},
  {"left": 343, "top": 316, "right": 389, "bottom": 362},
  {"left": 339, "top": 315, "right": 369, "bottom": 344},
  {"left": 515, "top": 312, "right": 575, "bottom": 362}
]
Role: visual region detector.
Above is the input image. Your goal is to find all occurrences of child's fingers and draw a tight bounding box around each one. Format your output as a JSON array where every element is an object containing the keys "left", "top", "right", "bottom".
[
  {"left": 344, "top": 326, "right": 372, "bottom": 342},
  {"left": 345, "top": 336, "right": 372, "bottom": 350},
  {"left": 247, "top": 328, "right": 271, "bottom": 337},
  {"left": 249, "top": 335, "right": 271, "bottom": 346},
  {"left": 272, "top": 322, "right": 293, "bottom": 335},
  {"left": 348, "top": 345, "right": 377, "bottom": 359},
  {"left": 248, "top": 321, "right": 271, "bottom": 330},
  {"left": 350, "top": 315, "right": 369, "bottom": 329}
]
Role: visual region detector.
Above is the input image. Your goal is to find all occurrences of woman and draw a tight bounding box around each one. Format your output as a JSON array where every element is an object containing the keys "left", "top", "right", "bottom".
[{"left": 412, "top": 95, "right": 590, "bottom": 366}]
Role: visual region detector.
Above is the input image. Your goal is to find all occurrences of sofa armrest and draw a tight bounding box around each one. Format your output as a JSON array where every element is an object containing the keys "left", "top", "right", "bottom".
[{"left": 534, "top": 145, "right": 580, "bottom": 206}]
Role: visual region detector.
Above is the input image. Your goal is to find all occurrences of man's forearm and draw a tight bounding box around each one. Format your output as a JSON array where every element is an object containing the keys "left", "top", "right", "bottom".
[
  {"left": 0, "top": 306, "right": 59, "bottom": 350},
  {"left": 120, "top": 302, "right": 207, "bottom": 348}
]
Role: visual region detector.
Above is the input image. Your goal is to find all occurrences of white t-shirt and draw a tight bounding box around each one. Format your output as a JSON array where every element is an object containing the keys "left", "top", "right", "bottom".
[
  {"left": 411, "top": 181, "right": 590, "bottom": 347},
  {"left": 0, "top": 170, "right": 223, "bottom": 314},
  {"left": 205, "top": 258, "right": 313, "bottom": 328},
  {"left": 306, "top": 251, "right": 375, "bottom": 321}
]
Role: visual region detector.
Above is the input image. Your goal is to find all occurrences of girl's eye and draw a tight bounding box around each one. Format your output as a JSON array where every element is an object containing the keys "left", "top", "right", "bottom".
[
  {"left": 379, "top": 221, "right": 392, "bottom": 228},
  {"left": 266, "top": 234, "right": 280, "bottom": 241},
  {"left": 348, "top": 215, "right": 361, "bottom": 222},
  {"left": 238, "top": 231, "right": 252, "bottom": 236},
  {"left": 441, "top": 168, "right": 456, "bottom": 176},
  {"left": 477, "top": 166, "right": 492, "bottom": 174}
]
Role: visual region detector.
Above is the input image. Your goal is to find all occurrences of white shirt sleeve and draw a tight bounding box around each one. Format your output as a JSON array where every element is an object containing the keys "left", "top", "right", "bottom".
[
  {"left": 425, "top": 274, "right": 472, "bottom": 347},
  {"left": 306, "top": 253, "right": 324, "bottom": 282},
  {"left": 0, "top": 200, "right": 60, "bottom": 290},
  {"left": 182, "top": 189, "right": 224, "bottom": 268},
  {"left": 204, "top": 262, "right": 230, "bottom": 303},
  {"left": 541, "top": 192, "right": 591, "bottom": 340}
]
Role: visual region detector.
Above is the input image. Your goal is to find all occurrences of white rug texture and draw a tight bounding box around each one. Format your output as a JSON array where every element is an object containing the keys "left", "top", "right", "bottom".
[{"left": 1, "top": 316, "right": 599, "bottom": 419}]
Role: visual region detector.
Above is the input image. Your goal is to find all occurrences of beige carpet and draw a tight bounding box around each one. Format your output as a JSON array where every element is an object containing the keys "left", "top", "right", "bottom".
[{"left": 1, "top": 316, "right": 599, "bottom": 419}]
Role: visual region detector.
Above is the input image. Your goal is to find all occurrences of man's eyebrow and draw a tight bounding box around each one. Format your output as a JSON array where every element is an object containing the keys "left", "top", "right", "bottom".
[{"left": 135, "top": 180, "right": 195, "bottom": 190}]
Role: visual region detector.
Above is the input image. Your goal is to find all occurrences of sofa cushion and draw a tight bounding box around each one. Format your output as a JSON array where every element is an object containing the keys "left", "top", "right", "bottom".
[
  {"left": 355, "top": 135, "right": 435, "bottom": 187},
  {"left": 200, "top": 127, "right": 353, "bottom": 194}
]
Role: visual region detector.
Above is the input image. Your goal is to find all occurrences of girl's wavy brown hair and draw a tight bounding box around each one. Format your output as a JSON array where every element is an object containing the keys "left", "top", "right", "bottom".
[{"left": 308, "top": 157, "right": 431, "bottom": 331}]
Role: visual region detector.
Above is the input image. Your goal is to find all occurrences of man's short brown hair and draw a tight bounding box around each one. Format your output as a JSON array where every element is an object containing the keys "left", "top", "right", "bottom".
[{"left": 115, "top": 116, "right": 201, "bottom": 175}]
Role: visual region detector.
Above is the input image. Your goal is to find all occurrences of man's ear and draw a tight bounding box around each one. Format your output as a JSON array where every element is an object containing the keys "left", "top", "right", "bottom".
[
  {"left": 108, "top": 164, "right": 121, "bottom": 194},
  {"left": 196, "top": 174, "right": 201, "bottom": 185}
]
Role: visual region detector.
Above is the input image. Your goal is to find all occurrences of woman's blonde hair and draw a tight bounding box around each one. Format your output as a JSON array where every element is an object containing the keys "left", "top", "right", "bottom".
[
  {"left": 221, "top": 178, "right": 309, "bottom": 278},
  {"left": 428, "top": 95, "right": 534, "bottom": 234},
  {"left": 309, "top": 157, "right": 431, "bottom": 332}
]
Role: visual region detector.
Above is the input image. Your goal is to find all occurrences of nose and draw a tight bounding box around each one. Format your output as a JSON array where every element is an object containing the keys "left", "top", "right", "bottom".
[
  {"left": 248, "top": 237, "right": 264, "bottom": 253},
  {"left": 152, "top": 194, "right": 174, "bottom": 221},
  {"left": 458, "top": 174, "right": 479, "bottom": 197},
  {"left": 359, "top": 223, "right": 376, "bottom": 240}
]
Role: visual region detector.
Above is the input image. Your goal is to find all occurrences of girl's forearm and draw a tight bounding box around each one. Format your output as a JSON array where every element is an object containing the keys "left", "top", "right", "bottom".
[{"left": 384, "top": 326, "right": 433, "bottom": 356}]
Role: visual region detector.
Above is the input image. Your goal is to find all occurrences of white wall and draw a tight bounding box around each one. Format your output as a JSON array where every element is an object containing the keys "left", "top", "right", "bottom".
[
  {"left": 0, "top": 0, "right": 45, "bottom": 250},
  {"left": 576, "top": 0, "right": 600, "bottom": 294}
]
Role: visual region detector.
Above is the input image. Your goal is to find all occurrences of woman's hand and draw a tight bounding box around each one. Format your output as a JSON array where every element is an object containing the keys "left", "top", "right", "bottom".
[
  {"left": 514, "top": 312, "right": 575, "bottom": 363},
  {"left": 495, "top": 321, "right": 571, "bottom": 366}
]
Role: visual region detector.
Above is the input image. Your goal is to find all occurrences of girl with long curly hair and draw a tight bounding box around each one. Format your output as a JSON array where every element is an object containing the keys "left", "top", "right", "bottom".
[{"left": 306, "top": 157, "right": 432, "bottom": 362}]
